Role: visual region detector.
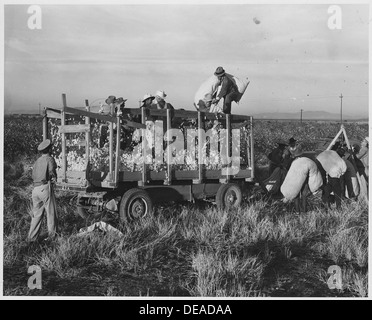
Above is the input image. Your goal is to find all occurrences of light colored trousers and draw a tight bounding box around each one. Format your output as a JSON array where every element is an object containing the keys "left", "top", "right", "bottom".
[{"left": 28, "top": 182, "right": 58, "bottom": 242}]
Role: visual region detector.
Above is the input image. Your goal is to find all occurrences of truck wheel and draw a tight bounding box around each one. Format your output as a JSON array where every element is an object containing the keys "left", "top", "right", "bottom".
[
  {"left": 216, "top": 183, "right": 242, "bottom": 210},
  {"left": 119, "top": 188, "right": 153, "bottom": 223}
]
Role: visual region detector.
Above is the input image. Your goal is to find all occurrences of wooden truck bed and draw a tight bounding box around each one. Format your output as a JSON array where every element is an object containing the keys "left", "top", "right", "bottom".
[{"left": 44, "top": 94, "right": 254, "bottom": 191}]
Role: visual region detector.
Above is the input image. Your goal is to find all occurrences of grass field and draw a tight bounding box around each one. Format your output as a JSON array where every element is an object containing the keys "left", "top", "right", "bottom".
[{"left": 3, "top": 115, "right": 369, "bottom": 297}]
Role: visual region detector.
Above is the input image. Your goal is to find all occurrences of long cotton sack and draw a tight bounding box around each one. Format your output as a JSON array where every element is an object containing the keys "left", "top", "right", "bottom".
[
  {"left": 280, "top": 157, "right": 323, "bottom": 201},
  {"left": 226, "top": 73, "right": 250, "bottom": 103},
  {"left": 194, "top": 75, "right": 220, "bottom": 110},
  {"left": 316, "top": 150, "right": 347, "bottom": 178}
]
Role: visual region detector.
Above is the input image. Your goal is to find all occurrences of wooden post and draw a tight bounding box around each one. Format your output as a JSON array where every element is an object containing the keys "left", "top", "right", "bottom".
[
  {"left": 226, "top": 113, "right": 231, "bottom": 182},
  {"left": 141, "top": 106, "right": 147, "bottom": 186},
  {"left": 108, "top": 104, "right": 114, "bottom": 181},
  {"left": 42, "top": 107, "right": 48, "bottom": 141},
  {"left": 197, "top": 111, "right": 203, "bottom": 183},
  {"left": 61, "top": 94, "right": 67, "bottom": 182},
  {"left": 85, "top": 100, "right": 90, "bottom": 174},
  {"left": 250, "top": 116, "right": 255, "bottom": 180},
  {"left": 115, "top": 110, "right": 121, "bottom": 186},
  {"left": 166, "top": 108, "right": 172, "bottom": 185}
]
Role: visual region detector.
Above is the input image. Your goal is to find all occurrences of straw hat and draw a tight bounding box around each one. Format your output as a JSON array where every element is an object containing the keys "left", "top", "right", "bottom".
[
  {"left": 141, "top": 94, "right": 155, "bottom": 107},
  {"left": 38, "top": 139, "right": 52, "bottom": 151},
  {"left": 155, "top": 90, "right": 167, "bottom": 100}
]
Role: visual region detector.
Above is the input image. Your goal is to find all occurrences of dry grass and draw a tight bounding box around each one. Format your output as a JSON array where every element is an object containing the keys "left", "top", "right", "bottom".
[{"left": 3, "top": 165, "right": 368, "bottom": 297}]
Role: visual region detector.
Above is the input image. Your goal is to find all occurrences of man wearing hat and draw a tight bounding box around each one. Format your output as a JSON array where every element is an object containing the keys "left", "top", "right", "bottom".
[
  {"left": 28, "top": 139, "right": 58, "bottom": 243},
  {"left": 356, "top": 136, "right": 369, "bottom": 177},
  {"left": 211, "top": 66, "right": 239, "bottom": 114},
  {"left": 267, "top": 140, "right": 288, "bottom": 175},
  {"left": 153, "top": 90, "right": 174, "bottom": 110},
  {"left": 282, "top": 137, "right": 298, "bottom": 169}
]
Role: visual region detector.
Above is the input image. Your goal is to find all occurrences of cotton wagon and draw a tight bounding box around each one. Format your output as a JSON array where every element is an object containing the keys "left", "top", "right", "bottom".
[{"left": 42, "top": 94, "right": 255, "bottom": 222}]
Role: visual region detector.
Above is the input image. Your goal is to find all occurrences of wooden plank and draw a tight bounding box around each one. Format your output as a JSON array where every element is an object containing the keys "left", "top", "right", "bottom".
[
  {"left": 115, "top": 114, "right": 120, "bottom": 185},
  {"left": 85, "top": 101, "right": 90, "bottom": 175},
  {"left": 108, "top": 104, "right": 114, "bottom": 181},
  {"left": 197, "top": 111, "right": 203, "bottom": 183},
  {"left": 122, "top": 119, "right": 146, "bottom": 129},
  {"left": 121, "top": 108, "right": 142, "bottom": 116},
  {"left": 46, "top": 109, "right": 61, "bottom": 119},
  {"left": 42, "top": 109, "right": 48, "bottom": 140},
  {"left": 59, "top": 124, "right": 90, "bottom": 134},
  {"left": 250, "top": 116, "right": 255, "bottom": 180},
  {"left": 226, "top": 114, "right": 231, "bottom": 182},
  {"left": 166, "top": 108, "right": 172, "bottom": 184},
  {"left": 174, "top": 170, "right": 198, "bottom": 180},
  {"left": 64, "top": 106, "right": 117, "bottom": 123},
  {"left": 61, "top": 94, "right": 67, "bottom": 182},
  {"left": 233, "top": 169, "right": 252, "bottom": 179},
  {"left": 45, "top": 107, "right": 62, "bottom": 114},
  {"left": 141, "top": 107, "right": 147, "bottom": 185}
]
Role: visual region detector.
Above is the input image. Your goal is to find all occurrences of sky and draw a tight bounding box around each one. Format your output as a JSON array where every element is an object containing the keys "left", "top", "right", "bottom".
[{"left": 3, "top": 2, "right": 370, "bottom": 117}]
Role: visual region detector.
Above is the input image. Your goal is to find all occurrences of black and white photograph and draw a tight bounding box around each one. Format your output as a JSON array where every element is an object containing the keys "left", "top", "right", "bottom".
[{"left": 2, "top": 0, "right": 370, "bottom": 300}]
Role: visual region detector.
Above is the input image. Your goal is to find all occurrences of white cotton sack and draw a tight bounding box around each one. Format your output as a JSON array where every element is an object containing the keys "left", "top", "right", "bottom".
[
  {"left": 316, "top": 150, "right": 347, "bottom": 178},
  {"left": 280, "top": 157, "right": 323, "bottom": 201}
]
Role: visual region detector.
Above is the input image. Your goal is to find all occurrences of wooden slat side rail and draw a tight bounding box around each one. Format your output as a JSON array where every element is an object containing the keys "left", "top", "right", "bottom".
[
  {"left": 108, "top": 105, "right": 114, "bottom": 181},
  {"left": 166, "top": 108, "right": 172, "bottom": 185},
  {"left": 141, "top": 107, "right": 147, "bottom": 186},
  {"left": 45, "top": 107, "right": 62, "bottom": 114},
  {"left": 58, "top": 124, "right": 90, "bottom": 134},
  {"left": 64, "top": 106, "right": 117, "bottom": 123},
  {"left": 226, "top": 114, "right": 231, "bottom": 182},
  {"left": 61, "top": 94, "right": 67, "bottom": 182},
  {"left": 42, "top": 108, "right": 48, "bottom": 140},
  {"left": 46, "top": 109, "right": 62, "bottom": 119},
  {"left": 85, "top": 100, "right": 90, "bottom": 179},
  {"left": 115, "top": 113, "right": 120, "bottom": 186},
  {"left": 122, "top": 119, "right": 146, "bottom": 129},
  {"left": 197, "top": 111, "right": 203, "bottom": 183},
  {"left": 250, "top": 116, "right": 255, "bottom": 180}
]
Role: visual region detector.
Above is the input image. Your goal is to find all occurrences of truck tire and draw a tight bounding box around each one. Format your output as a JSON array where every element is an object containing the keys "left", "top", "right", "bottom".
[
  {"left": 216, "top": 183, "right": 242, "bottom": 211},
  {"left": 119, "top": 188, "right": 153, "bottom": 223}
]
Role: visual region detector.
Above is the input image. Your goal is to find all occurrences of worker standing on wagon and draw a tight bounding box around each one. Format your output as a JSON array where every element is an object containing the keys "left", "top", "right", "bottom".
[
  {"left": 28, "top": 139, "right": 58, "bottom": 243},
  {"left": 153, "top": 90, "right": 174, "bottom": 110},
  {"left": 211, "top": 67, "right": 239, "bottom": 114}
]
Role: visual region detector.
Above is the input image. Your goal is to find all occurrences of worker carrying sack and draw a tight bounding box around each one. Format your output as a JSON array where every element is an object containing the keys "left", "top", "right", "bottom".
[
  {"left": 225, "top": 73, "right": 250, "bottom": 103},
  {"left": 194, "top": 75, "right": 220, "bottom": 111},
  {"left": 261, "top": 167, "right": 287, "bottom": 195},
  {"left": 281, "top": 157, "right": 323, "bottom": 201}
]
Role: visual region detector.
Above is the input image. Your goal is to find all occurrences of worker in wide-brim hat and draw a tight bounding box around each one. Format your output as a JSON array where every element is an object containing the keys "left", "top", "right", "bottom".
[
  {"left": 141, "top": 93, "right": 155, "bottom": 108},
  {"left": 28, "top": 139, "right": 58, "bottom": 244},
  {"left": 211, "top": 66, "right": 239, "bottom": 115},
  {"left": 153, "top": 90, "right": 174, "bottom": 110},
  {"left": 267, "top": 140, "right": 288, "bottom": 175}
]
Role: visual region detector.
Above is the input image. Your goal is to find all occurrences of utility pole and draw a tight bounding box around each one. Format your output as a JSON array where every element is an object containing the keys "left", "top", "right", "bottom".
[
  {"left": 300, "top": 109, "right": 303, "bottom": 124},
  {"left": 339, "top": 93, "right": 343, "bottom": 125}
]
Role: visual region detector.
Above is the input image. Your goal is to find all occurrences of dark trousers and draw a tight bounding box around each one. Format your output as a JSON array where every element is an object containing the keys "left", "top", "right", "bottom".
[
  {"left": 322, "top": 176, "right": 342, "bottom": 209},
  {"left": 294, "top": 179, "right": 310, "bottom": 213},
  {"left": 222, "top": 92, "right": 239, "bottom": 114}
]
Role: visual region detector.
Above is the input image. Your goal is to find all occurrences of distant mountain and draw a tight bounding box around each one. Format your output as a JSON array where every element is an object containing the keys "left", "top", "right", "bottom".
[{"left": 252, "top": 111, "right": 367, "bottom": 120}]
